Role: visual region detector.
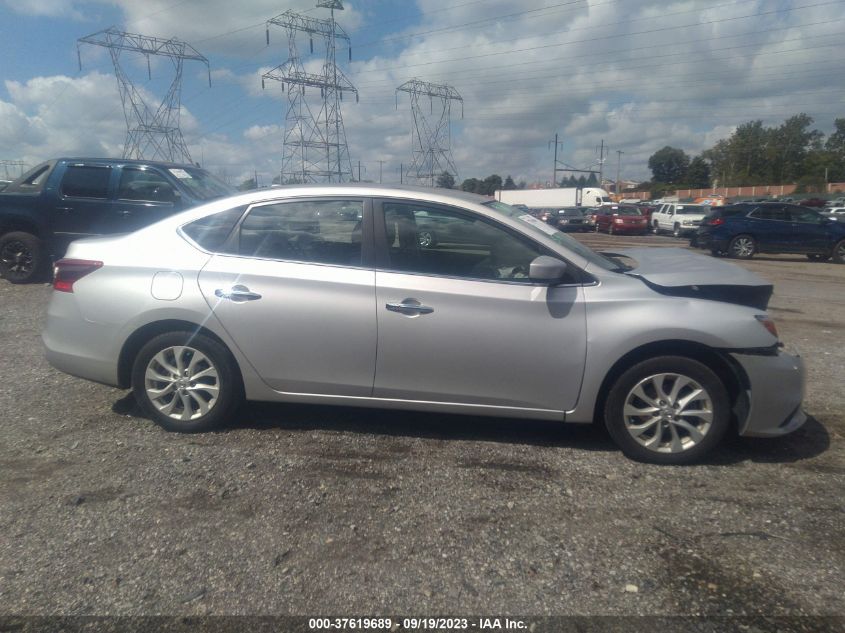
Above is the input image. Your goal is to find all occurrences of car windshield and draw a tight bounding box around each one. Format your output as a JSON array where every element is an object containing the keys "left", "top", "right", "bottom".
[
  {"left": 561, "top": 209, "right": 583, "bottom": 216},
  {"left": 167, "top": 167, "right": 234, "bottom": 201},
  {"left": 676, "top": 205, "right": 705, "bottom": 214},
  {"left": 483, "top": 200, "right": 622, "bottom": 271}
]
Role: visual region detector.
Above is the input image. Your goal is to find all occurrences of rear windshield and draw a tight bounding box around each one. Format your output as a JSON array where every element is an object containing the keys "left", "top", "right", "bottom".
[{"left": 675, "top": 205, "right": 705, "bottom": 214}]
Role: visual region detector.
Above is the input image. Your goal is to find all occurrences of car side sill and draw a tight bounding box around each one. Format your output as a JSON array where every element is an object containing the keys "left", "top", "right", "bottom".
[{"left": 263, "top": 390, "right": 566, "bottom": 421}]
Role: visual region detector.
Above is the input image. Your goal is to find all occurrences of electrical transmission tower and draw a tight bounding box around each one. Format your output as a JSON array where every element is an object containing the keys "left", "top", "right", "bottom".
[
  {"left": 396, "top": 79, "right": 463, "bottom": 187},
  {"left": 263, "top": 0, "right": 357, "bottom": 184},
  {"left": 0, "top": 160, "right": 27, "bottom": 179},
  {"left": 77, "top": 27, "right": 210, "bottom": 163}
]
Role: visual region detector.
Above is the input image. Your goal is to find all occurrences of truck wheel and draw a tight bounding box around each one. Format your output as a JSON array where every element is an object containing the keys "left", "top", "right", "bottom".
[
  {"left": 0, "top": 231, "right": 46, "bottom": 284},
  {"left": 417, "top": 229, "right": 437, "bottom": 248},
  {"left": 673, "top": 223, "right": 682, "bottom": 238},
  {"left": 604, "top": 356, "right": 730, "bottom": 465}
]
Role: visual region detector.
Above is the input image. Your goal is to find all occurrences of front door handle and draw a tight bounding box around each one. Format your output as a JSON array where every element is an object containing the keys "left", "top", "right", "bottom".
[
  {"left": 386, "top": 299, "right": 434, "bottom": 315},
  {"left": 215, "top": 284, "right": 262, "bottom": 302}
]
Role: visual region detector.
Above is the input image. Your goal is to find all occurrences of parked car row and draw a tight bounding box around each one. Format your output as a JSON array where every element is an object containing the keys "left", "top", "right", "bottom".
[{"left": 692, "top": 202, "right": 845, "bottom": 263}]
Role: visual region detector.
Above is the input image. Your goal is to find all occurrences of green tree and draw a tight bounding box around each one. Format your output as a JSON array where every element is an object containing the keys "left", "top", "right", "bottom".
[
  {"left": 461, "top": 178, "right": 481, "bottom": 193},
  {"left": 648, "top": 146, "right": 690, "bottom": 184},
  {"left": 480, "top": 174, "right": 503, "bottom": 195},
  {"left": 685, "top": 156, "right": 711, "bottom": 189},
  {"left": 436, "top": 171, "right": 455, "bottom": 189},
  {"left": 503, "top": 175, "right": 517, "bottom": 190},
  {"left": 766, "top": 114, "right": 822, "bottom": 184}
]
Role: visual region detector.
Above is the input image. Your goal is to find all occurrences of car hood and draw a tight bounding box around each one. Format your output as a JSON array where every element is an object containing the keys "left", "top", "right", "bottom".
[{"left": 603, "top": 247, "right": 773, "bottom": 310}]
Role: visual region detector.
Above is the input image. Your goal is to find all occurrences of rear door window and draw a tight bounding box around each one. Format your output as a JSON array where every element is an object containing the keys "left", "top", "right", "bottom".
[
  {"left": 117, "top": 168, "right": 178, "bottom": 202},
  {"left": 61, "top": 165, "right": 111, "bottom": 199},
  {"left": 238, "top": 199, "right": 364, "bottom": 266},
  {"left": 750, "top": 206, "right": 787, "bottom": 221}
]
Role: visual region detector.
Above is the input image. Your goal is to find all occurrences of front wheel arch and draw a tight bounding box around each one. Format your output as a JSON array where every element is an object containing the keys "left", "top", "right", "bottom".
[{"left": 590, "top": 340, "right": 746, "bottom": 430}]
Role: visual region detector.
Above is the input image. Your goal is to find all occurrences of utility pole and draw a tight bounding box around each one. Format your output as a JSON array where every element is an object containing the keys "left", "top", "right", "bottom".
[
  {"left": 400, "top": 163, "right": 403, "bottom": 185},
  {"left": 616, "top": 150, "right": 624, "bottom": 195},
  {"left": 377, "top": 160, "right": 385, "bottom": 184},
  {"left": 597, "top": 139, "right": 606, "bottom": 187},
  {"left": 549, "top": 133, "right": 567, "bottom": 186}
]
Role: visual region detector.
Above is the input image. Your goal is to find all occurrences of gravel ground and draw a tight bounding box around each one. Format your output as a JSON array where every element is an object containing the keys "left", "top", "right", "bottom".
[{"left": 0, "top": 233, "right": 843, "bottom": 626}]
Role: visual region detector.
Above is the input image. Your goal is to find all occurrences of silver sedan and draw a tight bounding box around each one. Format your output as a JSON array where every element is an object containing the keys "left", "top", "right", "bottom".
[{"left": 42, "top": 185, "right": 806, "bottom": 464}]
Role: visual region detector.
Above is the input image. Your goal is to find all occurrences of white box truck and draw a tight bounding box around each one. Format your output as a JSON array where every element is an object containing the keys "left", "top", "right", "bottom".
[{"left": 494, "top": 187, "right": 613, "bottom": 208}]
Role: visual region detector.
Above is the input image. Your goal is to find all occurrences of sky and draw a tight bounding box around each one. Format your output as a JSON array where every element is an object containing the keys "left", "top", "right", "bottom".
[{"left": 1, "top": 0, "right": 844, "bottom": 187}]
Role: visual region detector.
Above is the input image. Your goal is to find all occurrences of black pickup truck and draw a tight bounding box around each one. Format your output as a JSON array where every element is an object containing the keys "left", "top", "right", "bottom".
[{"left": 0, "top": 158, "right": 235, "bottom": 283}]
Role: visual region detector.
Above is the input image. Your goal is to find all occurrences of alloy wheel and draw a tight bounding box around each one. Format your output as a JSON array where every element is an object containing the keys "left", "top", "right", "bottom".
[
  {"left": 730, "top": 236, "right": 755, "bottom": 258},
  {"left": 0, "top": 239, "right": 33, "bottom": 275},
  {"left": 622, "top": 372, "right": 714, "bottom": 454},
  {"left": 144, "top": 345, "right": 220, "bottom": 421}
]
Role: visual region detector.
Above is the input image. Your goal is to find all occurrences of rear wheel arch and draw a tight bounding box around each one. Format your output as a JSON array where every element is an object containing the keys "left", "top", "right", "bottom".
[
  {"left": 591, "top": 340, "right": 747, "bottom": 429},
  {"left": 117, "top": 320, "right": 242, "bottom": 389},
  {"left": 0, "top": 217, "right": 42, "bottom": 238}
]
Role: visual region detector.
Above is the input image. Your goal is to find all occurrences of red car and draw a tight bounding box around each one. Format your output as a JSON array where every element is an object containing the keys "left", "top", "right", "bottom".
[{"left": 594, "top": 205, "right": 649, "bottom": 235}]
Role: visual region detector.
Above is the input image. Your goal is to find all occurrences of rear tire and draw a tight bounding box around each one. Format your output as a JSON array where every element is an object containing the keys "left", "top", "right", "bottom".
[
  {"left": 0, "top": 231, "right": 46, "bottom": 284},
  {"left": 728, "top": 234, "right": 756, "bottom": 259},
  {"left": 604, "top": 356, "right": 730, "bottom": 465},
  {"left": 131, "top": 331, "right": 243, "bottom": 433}
]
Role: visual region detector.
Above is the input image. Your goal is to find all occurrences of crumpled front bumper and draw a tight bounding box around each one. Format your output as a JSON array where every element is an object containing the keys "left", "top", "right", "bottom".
[{"left": 731, "top": 349, "right": 806, "bottom": 437}]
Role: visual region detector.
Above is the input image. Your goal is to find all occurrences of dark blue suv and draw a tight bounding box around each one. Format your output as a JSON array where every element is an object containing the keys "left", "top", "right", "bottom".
[{"left": 695, "top": 202, "right": 845, "bottom": 263}]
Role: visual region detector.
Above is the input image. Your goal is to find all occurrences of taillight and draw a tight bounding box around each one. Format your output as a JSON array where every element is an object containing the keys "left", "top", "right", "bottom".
[
  {"left": 53, "top": 259, "right": 103, "bottom": 293},
  {"left": 709, "top": 217, "right": 725, "bottom": 226}
]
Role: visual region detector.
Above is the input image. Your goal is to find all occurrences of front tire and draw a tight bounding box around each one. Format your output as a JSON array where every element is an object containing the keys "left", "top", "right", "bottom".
[
  {"left": 604, "top": 356, "right": 730, "bottom": 465},
  {"left": 728, "top": 234, "right": 756, "bottom": 259},
  {"left": 0, "top": 231, "right": 46, "bottom": 283},
  {"left": 673, "top": 223, "right": 682, "bottom": 238},
  {"left": 131, "top": 331, "right": 243, "bottom": 433},
  {"left": 832, "top": 239, "right": 845, "bottom": 264}
]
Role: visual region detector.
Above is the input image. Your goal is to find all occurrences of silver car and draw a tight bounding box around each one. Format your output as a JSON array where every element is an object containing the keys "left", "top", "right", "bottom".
[{"left": 43, "top": 185, "right": 806, "bottom": 464}]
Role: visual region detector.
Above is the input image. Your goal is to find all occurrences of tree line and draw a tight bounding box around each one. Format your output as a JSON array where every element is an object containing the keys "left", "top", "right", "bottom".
[{"left": 646, "top": 114, "right": 845, "bottom": 195}]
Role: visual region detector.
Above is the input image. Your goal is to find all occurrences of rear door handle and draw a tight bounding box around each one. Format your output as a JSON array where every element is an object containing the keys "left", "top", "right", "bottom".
[
  {"left": 386, "top": 299, "right": 434, "bottom": 315},
  {"left": 215, "top": 284, "right": 262, "bottom": 302}
]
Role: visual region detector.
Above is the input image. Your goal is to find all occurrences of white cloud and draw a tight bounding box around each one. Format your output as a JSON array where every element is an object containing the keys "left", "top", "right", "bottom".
[
  {"left": 5, "top": 0, "right": 843, "bottom": 185},
  {"left": 2, "top": 0, "right": 83, "bottom": 19}
]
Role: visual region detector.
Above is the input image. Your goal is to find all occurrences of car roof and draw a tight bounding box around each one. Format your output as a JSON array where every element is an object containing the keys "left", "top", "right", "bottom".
[{"left": 58, "top": 157, "right": 205, "bottom": 169}]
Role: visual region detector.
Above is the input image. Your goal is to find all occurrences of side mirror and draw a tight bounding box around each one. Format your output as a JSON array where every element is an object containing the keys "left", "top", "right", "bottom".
[{"left": 529, "top": 255, "right": 568, "bottom": 282}]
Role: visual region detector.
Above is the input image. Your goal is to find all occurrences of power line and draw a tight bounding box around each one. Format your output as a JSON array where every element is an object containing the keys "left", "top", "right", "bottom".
[{"left": 350, "top": 0, "right": 841, "bottom": 76}]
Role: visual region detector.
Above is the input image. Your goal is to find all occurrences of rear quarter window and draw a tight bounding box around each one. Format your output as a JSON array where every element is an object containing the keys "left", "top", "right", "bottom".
[{"left": 181, "top": 206, "right": 247, "bottom": 252}]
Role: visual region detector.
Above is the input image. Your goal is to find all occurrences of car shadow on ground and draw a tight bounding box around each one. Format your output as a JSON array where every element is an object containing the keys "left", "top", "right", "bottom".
[{"left": 112, "top": 395, "right": 831, "bottom": 466}]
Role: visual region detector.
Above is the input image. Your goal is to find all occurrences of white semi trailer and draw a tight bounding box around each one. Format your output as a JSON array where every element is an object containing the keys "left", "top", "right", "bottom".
[{"left": 494, "top": 187, "right": 613, "bottom": 208}]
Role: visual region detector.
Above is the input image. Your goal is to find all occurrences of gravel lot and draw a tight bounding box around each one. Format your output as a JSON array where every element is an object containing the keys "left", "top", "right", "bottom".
[{"left": 0, "top": 233, "right": 843, "bottom": 626}]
